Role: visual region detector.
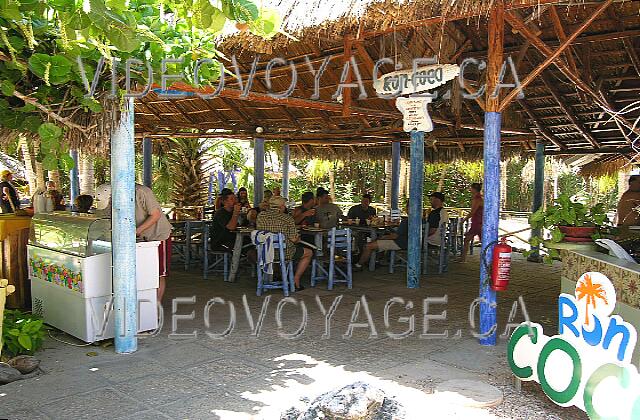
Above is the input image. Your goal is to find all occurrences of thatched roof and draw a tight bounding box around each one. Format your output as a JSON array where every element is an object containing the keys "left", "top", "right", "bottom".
[{"left": 133, "top": 0, "right": 640, "bottom": 166}]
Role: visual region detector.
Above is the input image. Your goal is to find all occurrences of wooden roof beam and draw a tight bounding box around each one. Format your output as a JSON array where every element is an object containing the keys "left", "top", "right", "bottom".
[
  {"left": 540, "top": 72, "right": 600, "bottom": 148},
  {"left": 623, "top": 38, "right": 640, "bottom": 77},
  {"left": 548, "top": 6, "right": 581, "bottom": 90},
  {"left": 500, "top": 0, "right": 613, "bottom": 111},
  {"left": 517, "top": 98, "right": 567, "bottom": 149}
]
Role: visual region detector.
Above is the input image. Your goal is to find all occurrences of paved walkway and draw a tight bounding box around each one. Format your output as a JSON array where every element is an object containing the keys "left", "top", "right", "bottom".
[{"left": 1, "top": 254, "right": 587, "bottom": 419}]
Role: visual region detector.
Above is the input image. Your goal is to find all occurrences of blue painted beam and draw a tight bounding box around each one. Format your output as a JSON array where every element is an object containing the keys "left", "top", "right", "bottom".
[
  {"left": 111, "top": 98, "right": 138, "bottom": 353},
  {"left": 479, "top": 111, "right": 500, "bottom": 346},
  {"left": 282, "top": 143, "right": 290, "bottom": 200},
  {"left": 253, "top": 138, "right": 265, "bottom": 207},
  {"left": 407, "top": 130, "right": 424, "bottom": 288},
  {"left": 391, "top": 141, "right": 401, "bottom": 210},
  {"left": 142, "top": 137, "right": 153, "bottom": 188},
  {"left": 529, "top": 139, "right": 545, "bottom": 261},
  {"left": 69, "top": 150, "right": 80, "bottom": 210}
]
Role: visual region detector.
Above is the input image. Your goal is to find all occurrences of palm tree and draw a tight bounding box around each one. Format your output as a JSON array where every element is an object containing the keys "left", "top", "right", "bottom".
[
  {"left": 575, "top": 273, "right": 608, "bottom": 326},
  {"left": 166, "top": 138, "right": 209, "bottom": 207}
]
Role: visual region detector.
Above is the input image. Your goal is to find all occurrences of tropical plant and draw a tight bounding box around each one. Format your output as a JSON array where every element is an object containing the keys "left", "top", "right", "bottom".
[
  {"left": 0, "top": 0, "right": 281, "bottom": 171},
  {"left": 525, "top": 193, "right": 610, "bottom": 263},
  {"left": 167, "top": 137, "right": 209, "bottom": 207},
  {"left": 576, "top": 273, "right": 608, "bottom": 326},
  {"left": 2, "top": 309, "right": 46, "bottom": 357}
]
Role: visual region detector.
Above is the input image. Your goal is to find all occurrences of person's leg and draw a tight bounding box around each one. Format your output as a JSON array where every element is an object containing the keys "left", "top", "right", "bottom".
[
  {"left": 357, "top": 241, "right": 379, "bottom": 266},
  {"left": 294, "top": 248, "right": 312, "bottom": 287},
  {"left": 158, "top": 276, "right": 166, "bottom": 301},
  {"left": 157, "top": 238, "right": 171, "bottom": 302},
  {"left": 461, "top": 233, "right": 472, "bottom": 262}
]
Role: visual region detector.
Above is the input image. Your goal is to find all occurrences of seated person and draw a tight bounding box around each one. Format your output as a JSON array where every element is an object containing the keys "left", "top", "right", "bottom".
[
  {"left": 347, "top": 194, "right": 376, "bottom": 225},
  {"left": 211, "top": 189, "right": 241, "bottom": 250},
  {"left": 214, "top": 188, "right": 233, "bottom": 210},
  {"left": 74, "top": 194, "right": 94, "bottom": 213},
  {"left": 292, "top": 191, "right": 316, "bottom": 226},
  {"left": 248, "top": 190, "right": 273, "bottom": 225},
  {"left": 256, "top": 197, "right": 312, "bottom": 291},
  {"left": 354, "top": 199, "right": 412, "bottom": 270},
  {"left": 425, "top": 192, "right": 449, "bottom": 246},
  {"left": 315, "top": 187, "right": 342, "bottom": 229},
  {"left": 46, "top": 180, "right": 66, "bottom": 211},
  {"left": 617, "top": 175, "right": 640, "bottom": 226}
]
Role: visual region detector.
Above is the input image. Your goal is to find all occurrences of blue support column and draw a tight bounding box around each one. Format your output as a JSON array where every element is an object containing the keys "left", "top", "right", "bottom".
[
  {"left": 207, "top": 172, "right": 214, "bottom": 205},
  {"left": 111, "top": 98, "right": 137, "bottom": 354},
  {"left": 529, "top": 139, "right": 545, "bottom": 261},
  {"left": 253, "top": 138, "right": 265, "bottom": 207},
  {"left": 142, "top": 137, "right": 153, "bottom": 188},
  {"left": 479, "top": 112, "right": 500, "bottom": 346},
  {"left": 407, "top": 130, "right": 424, "bottom": 289},
  {"left": 69, "top": 150, "right": 80, "bottom": 210},
  {"left": 282, "top": 143, "right": 290, "bottom": 200},
  {"left": 391, "top": 141, "right": 401, "bottom": 211}
]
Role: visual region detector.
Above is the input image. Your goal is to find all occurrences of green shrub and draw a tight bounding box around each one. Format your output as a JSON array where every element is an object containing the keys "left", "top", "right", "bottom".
[{"left": 2, "top": 310, "right": 46, "bottom": 357}]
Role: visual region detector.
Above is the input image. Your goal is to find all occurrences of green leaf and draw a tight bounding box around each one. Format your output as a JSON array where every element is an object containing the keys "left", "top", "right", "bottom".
[
  {"left": 232, "top": 0, "right": 258, "bottom": 22},
  {"left": 38, "top": 122, "right": 63, "bottom": 143},
  {"left": 550, "top": 228, "right": 565, "bottom": 243},
  {"left": 209, "top": 7, "right": 227, "bottom": 32},
  {"left": 18, "top": 334, "right": 32, "bottom": 350},
  {"left": 0, "top": 80, "right": 14, "bottom": 96},
  {"left": 0, "top": 0, "right": 22, "bottom": 20},
  {"left": 41, "top": 154, "right": 58, "bottom": 171},
  {"left": 105, "top": 26, "right": 140, "bottom": 52},
  {"left": 29, "top": 54, "right": 73, "bottom": 85},
  {"left": 80, "top": 97, "right": 103, "bottom": 113},
  {"left": 7, "top": 328, "right": 20, "bottom": 336},
  {"left": 60, "top": 154, "right": 75, "bottom": 170},
  {"left": 21, "top": 115, "right": 41, "bottom": 133},
  {"left": 49, "top": 0, "right": 75, "bottom": 11}
]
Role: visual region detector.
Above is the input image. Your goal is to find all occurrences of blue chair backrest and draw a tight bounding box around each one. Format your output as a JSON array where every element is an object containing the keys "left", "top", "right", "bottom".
[
  {"left": 253, "top": 231, "right": 288, "bottom": 263},
  {"left": 329, "top": 228, "right": 351, "bottom": 250}
]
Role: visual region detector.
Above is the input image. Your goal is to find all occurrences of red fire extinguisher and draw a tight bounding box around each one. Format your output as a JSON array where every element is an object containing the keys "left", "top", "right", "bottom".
[{"left": 491, "top": 237, "right": 512, "bottom": 291}]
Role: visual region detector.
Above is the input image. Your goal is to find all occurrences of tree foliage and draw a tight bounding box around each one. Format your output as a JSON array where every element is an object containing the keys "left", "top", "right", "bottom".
[{"left": 0, "top": 0, "right": 280, "bottom": 170}]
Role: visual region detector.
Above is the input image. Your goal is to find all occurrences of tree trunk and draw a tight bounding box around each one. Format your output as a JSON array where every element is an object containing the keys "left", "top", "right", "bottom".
[
  {"left": 500, "top": 159, "right": 508, "bottom": 211},
  {"left": 79, "top": 152, "right": 95, "bottom": 195},
  {"left": 48, "top": 170, "right": 60, "bottom": 188},
  {"left": 437, "top": 164, "right": 448, "bottom": 192},
  {"left": 618, "top": 169, "right": 630, "bottom": 201},
  {"left": 19, "top": 136, "right": 37, "bottom": 196},
  {"left": 328, "top": 163, "right": 335, "bottom": 196},
  {"left": 33, "top": 140, "right": 45, "bottom": 191},
  {"left": 384, "top": 159, "right": 392, "bottom": 207}
]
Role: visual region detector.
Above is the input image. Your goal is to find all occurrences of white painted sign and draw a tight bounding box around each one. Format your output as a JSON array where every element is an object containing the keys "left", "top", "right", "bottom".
[
  {"left": 374, "top": 64, "right": 460, "bottom": 96},
  {"left": 395, "top": 97, "right": 433, "bottom": 133},
  {"left": 508, "top": 272, "right": 640, "bottom": 419}
]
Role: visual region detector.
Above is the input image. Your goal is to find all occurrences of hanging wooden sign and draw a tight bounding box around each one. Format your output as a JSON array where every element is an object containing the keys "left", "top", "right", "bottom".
[
  {"left": 374, "top": 64, "right": 460, "bottom": 96},
  {"left": 395, "top": 97, "right": 433, "bottom": 133}
]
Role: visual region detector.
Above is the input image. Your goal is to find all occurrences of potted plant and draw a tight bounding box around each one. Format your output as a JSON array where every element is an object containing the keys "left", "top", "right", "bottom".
[{"left": 525, "top": 194, "right": 609, "bottom": 263}]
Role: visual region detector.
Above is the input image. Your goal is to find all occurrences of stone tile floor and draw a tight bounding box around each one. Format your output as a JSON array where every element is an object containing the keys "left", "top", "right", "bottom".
[{"left": 0, "top": 253, "right": 587, "bottom": 419}]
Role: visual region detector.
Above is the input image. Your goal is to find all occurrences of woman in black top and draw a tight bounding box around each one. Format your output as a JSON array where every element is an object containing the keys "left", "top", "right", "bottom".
[{"left": 0, "top": 170, "right": 20, "bottom": 213}]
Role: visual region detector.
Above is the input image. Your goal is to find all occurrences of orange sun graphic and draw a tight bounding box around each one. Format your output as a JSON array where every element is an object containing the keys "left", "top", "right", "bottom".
[{"left": 576, "top": 273, "right": 608, "bottom": 326}]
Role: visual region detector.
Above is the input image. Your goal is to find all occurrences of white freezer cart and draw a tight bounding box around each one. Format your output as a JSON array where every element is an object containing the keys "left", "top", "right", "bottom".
[{"left": 28, "top": 213, "right": 158, "bottom": 342}]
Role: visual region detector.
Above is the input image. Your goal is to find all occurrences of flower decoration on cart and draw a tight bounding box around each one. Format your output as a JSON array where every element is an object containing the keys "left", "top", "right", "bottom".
[{"left": 29, "top": 257, "right": 83, "bottom": 293}]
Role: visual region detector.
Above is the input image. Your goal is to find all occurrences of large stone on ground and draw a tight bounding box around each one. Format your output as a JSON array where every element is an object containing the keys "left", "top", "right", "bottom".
[
  {"left": 0, "top": 364, "right": 23, "bottom": 384},
  {"left": 282, "top": 381, "right": 405, "bottom": 419},
  {"left": 434, "top": 379, "right": 503, "bottom": 408},
  {"left": 8, "top": 355, "right": 40, "bottom": 374}
]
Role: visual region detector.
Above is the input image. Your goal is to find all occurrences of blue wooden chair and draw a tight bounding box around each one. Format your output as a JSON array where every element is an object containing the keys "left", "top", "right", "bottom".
[
  {"left": 326, "top": 228, "right": 353, "bottom": 289},
  {"left": 170, "top": 221, "right": 188, "bottom": 270},
  {"left": 202, "top": 222, "right": 230, "bottom": 281},
  {"left": 423, "top": 220, "right": 451, "bottom": 275},
  {"left": 255, "top": 232, "right": 294, "bottom": 296}
]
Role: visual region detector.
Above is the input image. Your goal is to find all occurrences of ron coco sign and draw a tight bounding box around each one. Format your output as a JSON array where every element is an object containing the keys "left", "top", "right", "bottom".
[
  {"left": 374, "top": 64, "right": 460, "bottom": 133},
  {"left": 508, "top": 272, "right": 640, "bottom": 419}
]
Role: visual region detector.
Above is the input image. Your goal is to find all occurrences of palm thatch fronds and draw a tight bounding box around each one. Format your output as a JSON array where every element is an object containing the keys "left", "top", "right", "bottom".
[{"left": 579, "top": 155, "right": 636, "bottom": 178}]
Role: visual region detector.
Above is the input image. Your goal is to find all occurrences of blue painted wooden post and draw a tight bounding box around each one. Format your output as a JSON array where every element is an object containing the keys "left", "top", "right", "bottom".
[
  {"left": 479, "top": 112, "right": 500, "bottom": 346},
  {"left": 111, "top": 98, "right": 137, "bottom": 353},
  {"left": 253, "top": 138, "right": 265, "bottom": 207},
  {"left": 69, "top": 150, "right": 80, "bottom": 210},
  {"left": 142, "top": 137, "right": 152, "bottom": 188},
  {"left": 391, "top": 141, "right": 401, "bottom": 210},
  {"left": 529, "top": 139, "right": 545, "bottom": 261},
  {"left": 407, "top": 130, "right": 424, "bottom": 288},
  {"left": 282, "top": 143, "right": 290, "bottom": 200},
  {"left": 207, "top": 171, "right": 214, "bottom": 205}
]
